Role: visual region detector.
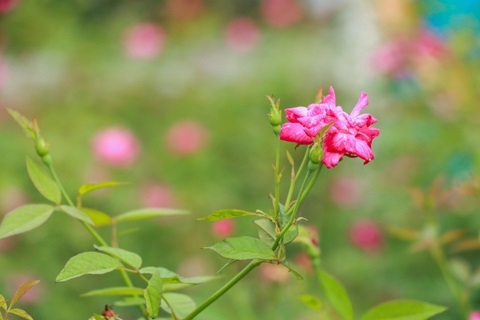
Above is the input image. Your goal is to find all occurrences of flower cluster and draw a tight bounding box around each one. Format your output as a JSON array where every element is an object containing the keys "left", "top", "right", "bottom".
[{"left": 279, "top": 86, "right": 380, "bottom": 168}]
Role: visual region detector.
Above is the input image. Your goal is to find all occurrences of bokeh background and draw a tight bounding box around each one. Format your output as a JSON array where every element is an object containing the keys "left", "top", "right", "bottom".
[{"left": 1, "top": 0, "right": 480, "bottom": 319}]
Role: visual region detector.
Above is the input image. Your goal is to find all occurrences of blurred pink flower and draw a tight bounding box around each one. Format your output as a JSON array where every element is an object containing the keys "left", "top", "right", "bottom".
[
  {"left": 165, "top": 120, "right": 209, "bottom": 155},
  {"left": 123, "top": 23, "right": 166, "bottom": 59},
  {"left": 349, "top": 219, "right": 383, "bottom": 253},
  {"left": 6, "top": 274, "right": 44, "bottom": 304},
  {"left": 469, "top": 311, "right": 480, "bottom": 320},
  {"left": 259, "top": 263, "right": 290, "bottom": 283},
  {"left": 0, "top": 0, "right": 18, "bottom": 13},
  {"left": 280, "top": 86, "right": 380, "bottom": 168},
  {"left": 166, "top": 0, "right": 204, "bottom": 21},
  {"left": 0, "top": 187, "right": 28, "bottom": 213},
  {"left": 329, "top": 176, "right": 363, "bottom": 208},
  {"left": 0, "top": 237, "right": 16, "bottom": 252},
  {"left": 225, "top": 17, "right": 261, "bottom": 53},
  {"left": 140, "top": 182, "right": 176, "bottom": 208},
  {"left": 211, "top": 219, "right": 235, "bottom": 238},
  {"left": 294, "top": 252, "right": 313, "bottom": 273},
  {"left": 92, "top": 127, "right": 140, "bottom": 168},
  {"left": 261, "top": 0, "right": 304, "bottom": 28}
]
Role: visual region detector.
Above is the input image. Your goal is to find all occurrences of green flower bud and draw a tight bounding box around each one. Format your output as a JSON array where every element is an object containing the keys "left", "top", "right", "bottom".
[
  {"left": 266, "top": 95, "right": 282, "bottom": 136},
  {"left": 309, "top": 143, "right": 324, "bottom": 164},
  {"left": 35, "top": 138, "right": 50, "bottom": 157}
]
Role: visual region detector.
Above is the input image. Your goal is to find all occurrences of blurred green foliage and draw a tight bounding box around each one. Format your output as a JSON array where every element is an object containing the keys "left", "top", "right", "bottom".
[{"left": 0, "top": 0, "right": 480, "bottom": 319}]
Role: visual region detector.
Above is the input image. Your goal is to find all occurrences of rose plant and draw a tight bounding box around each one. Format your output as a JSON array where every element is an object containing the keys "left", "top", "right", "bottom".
[{"left": 0, "top": 87, "right": 447, "bottom": 319}]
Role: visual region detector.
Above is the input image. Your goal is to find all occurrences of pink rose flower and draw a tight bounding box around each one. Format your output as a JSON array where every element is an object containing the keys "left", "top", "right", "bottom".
[
  {"left": 260, "top": 0, "right": 304, "bottom": 29},
  {"left": 211, "top": 219, "right": 235, "bottom": 238},
  {"left": 225, "top": 17, "right": 261, "bottom": 53},
  {"left": 0, "top": 0, "right": 19, "bottom": 13},
  {"left": 140, "top": 183, "right": 176, "bottom": 208},
  {"left": 92, "top": 127, "right": 140, "bottom": 168},
  {"left": 123, "top": 23, "right": 166, "bottom": 59},
  {"left": 469, "top": 311, "right": 480, "bottom": 320},
  {"left": 349, "top": 219, "right": 383, "bottom": 253},
  {"left": 279, "top": 86, "right": 380, "bottom": 168},
  {"left": 165, "top": 120, "right": 209, "bottom": 155}
]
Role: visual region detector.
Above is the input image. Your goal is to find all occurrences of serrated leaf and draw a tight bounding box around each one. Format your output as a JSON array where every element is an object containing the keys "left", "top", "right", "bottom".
[
  {"left": 78, "top": 181, "right": 127, "bottom": 196},
  {"left": 7, "top": 109, "right": 36, "bottom": 139},
  {"left": 204, "top": 236, "right": 276, "bottom": 260},
  {"left": 94, "top": 245, "right": 142, "bottom": 269},
  {"left": 26, "top": 157, "right": 61, "bottom": 204},
  {"left": 360, "top": 300, "right": 447, "bottom": 320},
  {"left": 10, "top": 280, "right": 40, "bottom": 307},
  {"left": 114, "top": 208, "right": 189, "bottom": 223},
  {"left": 144, "top": 272, "right": 162, "bottom": 318},
  {"left": 81, "top": 208, "right": 112, "bottom": 226},
  {"left": 197, "top": 209, "right": 256, "bottom": 221},
  {"left": 140, "top": 267, "right": 218, "bottom": 286},
  {"left": 161, "top": 293, "right": 196, "bottom": 319},
  {"left": 82, "top": 287, "right": 144, "bottom": 297},
  {"left": 59, "top": 205, "right": 94, "bottom": 225},
  {"left": 318, "top": 269, "right": 354, "bottom": 320},
  {"left": 0, "top": 204, "right": 54, "bottom": 239},
  {"left": 254, "top": 219, "right": 276, "bottom": 246},
  {"left": 56, "top": 252, "right": 123, "bottom": 282},
  {"left": 89, "top": 314, "right": 105, "bottom": 320},
  {"left": 300, "top": 294, "right": 323, "bottom": 311},
  {"left": 8, "top": 308, "right": 33, "bottom": 320}
]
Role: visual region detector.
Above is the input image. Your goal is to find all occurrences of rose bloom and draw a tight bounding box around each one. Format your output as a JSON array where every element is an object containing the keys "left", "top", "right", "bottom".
[
  {"left": 469, "top": 311, "right": 480, "bottom": 320},
  {"left": 165, "top": 120, "right": 209, "bottom": 155},
  {"left": 211, "top": 219, "right": 235, "bottom": 238},
  {"left": 0, "top": 0, "right": 19, "bottom": 13},
  {"left": 261, "top": 0, "right": 304, "bottom": 28},
  {"left": 92, "top": 127, "right": 140, "bottom": 168},
  {"left": 140, "top": 183, "right": 176, "bottom": 208},
  {"left": 349, "top": 219, "right": 383, "bottom": 253},
  {"left": 279, "top": 86, "right": 380, "bottom": 168},
  {"left": 123, "top": 23, "right": 166, "bottom": 59},
  {"left": 225, "top": 17, "right": 261, "bottom": 53}
]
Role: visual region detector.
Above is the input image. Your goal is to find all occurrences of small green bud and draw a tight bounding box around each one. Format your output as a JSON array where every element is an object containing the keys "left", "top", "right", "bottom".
[
  {"left": 267, "top": 95, "right": 283, "bottom": 135},
  {"left": 35, "top": 138, "right": 50, "bottom": 157},
  {"left": 309, "top": 143, "right": 324, "bottom": 164}
]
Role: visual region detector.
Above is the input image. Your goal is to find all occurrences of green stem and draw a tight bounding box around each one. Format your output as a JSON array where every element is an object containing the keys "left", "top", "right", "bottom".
[
  {"left": 183, "top": 260, "right": 262, "bottom": 320},
  {"left": 285, "top": 149, "right": 309, "bottom": 211},
  {"left": 273, "top": 137, "right": 281, "bottom": 220}
]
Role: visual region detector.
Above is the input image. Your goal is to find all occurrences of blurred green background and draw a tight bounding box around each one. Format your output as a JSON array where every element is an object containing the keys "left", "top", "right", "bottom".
[{"left": 1, "top": 0, "right": 480, "bottom": 319}]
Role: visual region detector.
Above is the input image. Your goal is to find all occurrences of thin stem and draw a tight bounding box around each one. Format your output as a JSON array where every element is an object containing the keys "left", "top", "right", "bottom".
[
  {"left": 285, "top": 149, "right": 309, "bottom": 211},
  {"left": 183, "top": 260, "right": 262, "bottom": 320},
  {"left": 273, "top": 137, "right": 281, "bottom": 220}
]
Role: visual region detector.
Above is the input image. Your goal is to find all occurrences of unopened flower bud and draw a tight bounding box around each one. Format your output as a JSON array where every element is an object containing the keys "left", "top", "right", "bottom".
[
  {"left": 35, "top": 138, "right": 49, "bottom": 157},
  {"left": 267, "top": 95, "right": 282, "bottom": 135},
  {"left": 309, "top": 143, "right": 324, "bottom": 164}
]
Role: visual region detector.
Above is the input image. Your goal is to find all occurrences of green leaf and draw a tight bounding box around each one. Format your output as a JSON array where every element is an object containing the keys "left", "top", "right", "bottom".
[
  {"left": 318, "top": 269, "right": 354, "bottom": 320},
  {"left": 59, "top": 205, "right": 94, "bottom": 225},
  {"left": 204, "top": 236, "right": 276, "bottom": 260},
  {"left": 360, "top": 300, "right": 447, "bottom": 320},
  {"left": 254, "top": 219, "right": 276, "bottom": 246},
  {"left": 0, "top": 294, "right": 6, "bottom": 309},
  {"left": 282, "top": 260, "right": 303, "bottom": 280},
  {"left": 144, "top": 271, "right": 162, "bottom": 318},
  {"left": 78, "top": 181, "right": 127, "bottom": 196},
  {"left": 114, "top": 208, "right": 189, "bottom": 223},
  {"left": 300, "top": 294, "right": 323, "bottom": 311},
  {"left": 94, "top": 245, "right": 142, "bottom": 269},
  {"left": 140, "top": 267, "right": 218, "bottom": 291},
  {"left": 10, "top": 280, "right": 40, "bottom": 307},
  {"left": 82, "top": 287, "right": 144, "bottom": 297},
  {"left": 7, "top": 109, "right": 36, "bottom": 139},
  {"left": 25, "top": 157, "right": 61, "bottom": 204},
  {"left": 161, "top": 293, "right": 196, "bottom": 319},
  {"left": 56, "top": 252, "right": 123, "bottom": 282},
  {"left": 81, "top": 208, "right": 112, "bottom": 226},
  {"left": 197, "top": 209, "right": 256, "bottom": 221},
  {"left": 0, "top": 204, "right": 54, "bottom": 239},
  {"left": 89, "top": 314, "right": 105, "bottom": 320},
  {"left": 8, "top": 308, "right": 33, "bottom": 320},
  {"left": 114, "top": 297, "right": 145, "bottom": 307}
]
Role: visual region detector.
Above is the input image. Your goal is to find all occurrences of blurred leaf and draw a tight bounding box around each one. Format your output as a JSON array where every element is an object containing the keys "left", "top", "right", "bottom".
[
  {"left": 282, "top": 260, "right": 303, "bottom": 280},
  {"left": 161, "top": 293, "right": 196, "bottom": 319},
  {"left": 89, "top": 314, "right": 105, "bottom": 320},
  {"left": 0, "top": 294, "right": 6, "bottom": 309},
  {"left": 318, "top": 269, "right": 354, "bottom": 320},
  {"left": 25, "top": 157, "right": 61, "bottom": 204},
  {"left": 10, "top": 279, "right": 40, "bottom": 308},
  {"left": 78, "top": 181, "right": 127, "bottom": 197},
  {"left": 300, "top": 294, "right": 323, "bottom": 311},
  {"left": 439, "top": 229, "right": 465, "bottom": 245},
  {"left": 82, "top": 287, "right": 144, "bottom": 297},
  {"left": 197, "top": 209, "right": 256, "bottom": 221},
  {"left": 81, "top": 208, "right": 112, "bottom": 227},
  {"left": 360, "top": 300, "right": 446, "bottom": 320},
  {"left": 56, "top": 252, "right": 123, "bottom": 282},
  {"left": 144, "top": 272, "right": 162, "bottom": 318},
  {"left": 7, "top": 109, "right": 35, "bottom": 139},
  {"left": 204, "top": 236, "right": 276, "bottom": 260},
  {"left": 8, "top": 308, "right": 32, "bottom": 320},
  {"left": 94, "top": 245, "right": 142, "bottom": 269},
  {"left": 114, "top": 208, "right": 189, "bottom": 223},
  {"left": 59, "top": 205, "right": 94, "bottom": 225},
  {"left": 452, "top": 239, "right": 480, "bottom": 252},
  {"left": 0, "top": 204, "right": 54, "bottom": 239},
  {"left": 449, "top": 259, "right": 470, "bottom": 284},
  {"left": 387, "top": 226, "right": 420, "bottom": 241}
]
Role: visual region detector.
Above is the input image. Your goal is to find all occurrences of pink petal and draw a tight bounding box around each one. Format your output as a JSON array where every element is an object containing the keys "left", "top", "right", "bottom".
[
  {"left": 321, "top": 86, "right": 337, "bottom": 108},
  {"left": 279, "top": 123, "right": 313, "bottom": 144},
  {"left": 284, "top": 107, "right": 308, "bottom": 122},
  {"left": 350, "top": 91, "right": 369, "bottom": 118},
  {"left": 322, "top": 151, "right": 344, "bottom": 168}
]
